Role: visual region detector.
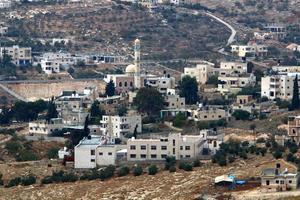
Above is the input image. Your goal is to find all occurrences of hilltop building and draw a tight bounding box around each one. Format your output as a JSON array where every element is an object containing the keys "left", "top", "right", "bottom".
[{"left": 0, "top": 45, "right": 32, "bottom": 66}]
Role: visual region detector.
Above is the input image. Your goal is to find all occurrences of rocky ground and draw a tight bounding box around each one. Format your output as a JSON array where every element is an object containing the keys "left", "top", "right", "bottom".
[{"left": 0, "top": 156, "right": 295, "bottom": 200}]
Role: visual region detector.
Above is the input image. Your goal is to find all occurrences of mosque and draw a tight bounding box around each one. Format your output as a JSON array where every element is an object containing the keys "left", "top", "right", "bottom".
[{"left": 104, "top": 39, "right": 175, "bottom": 94}]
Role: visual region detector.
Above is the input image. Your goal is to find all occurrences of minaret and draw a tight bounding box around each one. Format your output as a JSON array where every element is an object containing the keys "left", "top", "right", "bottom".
[{"left": 134, "top": 38, "right": 141, "bottom": 89}]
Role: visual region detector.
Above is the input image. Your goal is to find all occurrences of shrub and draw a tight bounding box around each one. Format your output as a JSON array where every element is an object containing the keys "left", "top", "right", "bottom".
[
  {"left": 287, "top": 153, "right": 295, "bottom": 162},
  {"left": 99, "top": 165, "right": 116, "bottom": 180},
  {"left": 192, "top": 160, "right": 201, "bottom": 167},
  {"left": 16, "top": 150, "right": 38, "bottom": 161},
  {"left": 169, "top": 166, "right": 176, "bottom": 173},
  {"left": 232, "top": 110, "right": 251, "bottom": 120},
  {"left": 273, "top": 150, "right": 283, "bottom": 159},
  {"left": 179, "top": 162, "right": 193, "bottom": 171},
  {"left": 47, "top": 147, "right": 59, "bottom": 159},
  {"left": 165, "top": 156, "right": 176, "bottom": 170},
  {"left": 133, "top": 165, "right": 143, "bottom": 176},
  {"left": 41, "top": 176, "right": 53, "bottom": 184},
  {"left": 61, "top": 172, "right": 78, "bottom": 182},
  {"left": 118, "top": 166, "right": 130, "bottom": 177},
  {"left": 148, "top": 165, "right": 158, "bottom": 175},
  {"left": 6, "top": 177, "right": 21, "bottom": 187},
  {"left": 21, "top": 174, "right": 36, "bottom": 186}
]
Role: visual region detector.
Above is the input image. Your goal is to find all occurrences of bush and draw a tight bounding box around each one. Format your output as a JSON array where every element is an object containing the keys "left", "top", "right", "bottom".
[
  {"left": 61, "top": 172, "right": 78, "bottom": 182},
  {"left": 47, "top": 147, "right": 59, "bottom": 159},
  {"left": 192, "top": 160, "right": 201, "bottom": 167},
  {"left": 41, "top": 176, "right": 53, "bottom": 184},
  {"left": 99, "top": 165, "right": 116, "bottom": 180},
  {"left": 16, "top": 150, "right": 38, "bottom": 161},
  {"left": 118, "top": 166, "right": 130, "bottom": 177},
  {"left": 21, "top": 174, "right": 36, "bottom": 186},
  {"left": 133, "top": 165, "right": 143, "bottom": 176},
  {"left": 148, "top": 165, "right": 158, "bottom": 175},
  {"left": 6, "top": 177, "right": 21, "bottom": 187},
  {"left": 179, "top": 162, "right": 193, "bottom": 171},
  {"left": 169, "top": 166, "right": 176, "bottom": 173},
  {"left": 165, "top": 156, "right": 176, "bottom": 170},
  {"left": 273, "top": 150, "right": 283, "bottom": 159},
  {"left": 232, "top": 110, "right": 251, "bottom": 120}
]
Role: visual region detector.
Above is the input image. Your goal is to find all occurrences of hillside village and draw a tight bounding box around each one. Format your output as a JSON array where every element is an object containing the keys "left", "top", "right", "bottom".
[{"left": 1, "top": 0, "right": 300, "bottom": 200}]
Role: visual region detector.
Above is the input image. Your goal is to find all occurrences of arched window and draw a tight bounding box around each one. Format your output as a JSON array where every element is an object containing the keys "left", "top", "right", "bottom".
[
  {"left": 124, "top": 82, "right": 127, "bottom": 87},
  {"left": 119, "top": 82, "right": 122, "bottom": 87}
]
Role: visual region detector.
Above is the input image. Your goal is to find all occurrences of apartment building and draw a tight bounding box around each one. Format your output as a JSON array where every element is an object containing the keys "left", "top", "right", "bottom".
[
  {"left": 127, "top": 132, "right": 204, "bottom": 161},
  {"left": 272, "top": 65, "right": 300, "bottom": 74},
  {"left": 0, "top": 45, "right": 32, "bottom": 66},
  {"left": 219, "top": 61, "right": 248, "bottom": 76},
  {"left": 188, "top": 106, "right": 229, "bottom": 122},
  {"left": 218, "top": 73, "right": 256, "bottom": 94},
  {"left": 41, "top": 59, "right": 60, "bottom": 74},
  {"left": 29, "top": 118, "right": 64, "bottom": 135},
  {"left": 0, "top": 0, "right": 11, "bottom": 8},
  {"left": 97, "top": 95, "right": 126, "bottom": 115},
  {"left": 145, "top": 75, "right": 176, "bottom": 94},
  {"left": 200, "top": 129, "right": 224, "bottom": 155},
  {"left": 261, "top": 165, "right": 299, "bottom": 191},
  {"left": 261, "top": 74, "right": 299, "bottom": 100},
  {"left": 74, "top": 135, "right": 126, "bottom": 169},
  {"left": 231, "top": 43, "right": 268, "bottom": 57},
  {"left": 100, "top": 114, "right": 142, "bottom": 140},
  {"left": 55, "top": 88, "right": 96, "bottom": 126},
  {"left": 286, "top": 43, "right": 300, "bottom": 52},
  {"left": 164, "top": 94, "right": 185, "bottom": 109},
  {"left": 183, "top": 63, "right": 216, "bottom": 84},
  {"left": 288, "top": 116, "right": 300, "bottom": 144},
  {"left": 0, "top": 24, "right": 8, "bottom": 36}
]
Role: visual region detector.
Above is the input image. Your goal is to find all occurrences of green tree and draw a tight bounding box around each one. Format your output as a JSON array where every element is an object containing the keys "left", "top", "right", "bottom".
[
  {"left": 117, "top": 106, "right": 128, "bottom": 116},
  {"left": 45, "top": 101, "right": 58, "bottom": 122},
  {"left": 178, "top": 75, "right": 199, "bottom": 104},
  {"left": 105, "top": 80, "right": 115, "bottom": 97},
  {"left": 133, "top": 165, "right": 143, "bottom": 176},
  {"left": 90, "top": 101, "right": 103, "bottom": 118},
  {"left": 83, "top": 116, "right": 90, "bottom": 137},
  {"left": 148, "top": 165, "right": 158, "bottom": 175},
  {"left": 291, "top": 75, "right": 300, "bottom": 110},
  {"left": 206, "top": 75, "right": 218, "bottom": 86},
  {"left": 133, "top": 87, "right": 165, "bottom": 116},
  {"left": 232, "top": 110, "right": 251, "bottom": 120},
  {"left": 173, "top": 112, "right": 186, "bottom": 128},
  {"left": 47, "top": 147, "right": 59, "bottom": 159}
]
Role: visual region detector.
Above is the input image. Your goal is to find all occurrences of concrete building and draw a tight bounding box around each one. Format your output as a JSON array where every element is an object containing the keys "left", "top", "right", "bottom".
[
  {"left": 183, "top": 63, "right": 216, "bottom": 84},
  {"left": 97, "top": 95, "right": 126, "bottom": 115},
  {"left": 0, "top": 45, "right": 32, "bottom": 66},
  {"left": 261, "top": 165, "right": 299, "bottom": 191},
  {"left": 29, "top": 118, "right": 64, "bottom": 135},
  {"left": 263, "top": 23, "right": 287, "bottom": 40},
  {"left": 100, "top": 114, "right": 142, "bottom": 141},
  {"left": 74, "top": 135, "right": 125, "bottom": 169},
  {"left": 41, "top": 59, "right": 60, "bottom": 74},
  {"left": 145, "top": 75, "right": 176, "bottom": 94},
  {"left": 55, "top": 88, "right": 96, "bottom": 126},
  {"left": 272, "top": 65, "right": 300, "bottom": 74},
  {"left": 218, "top": 73, "right": 256, "bottom": 94},
  {"left": 219, "top": 61, "right": 248, "bottom": 76},
  {"left": 188, "top": 105, "right": 229, "bottom": 122},
  {"left": 288, "top": 116, "right": 300, "bottom": 144},
  {"left": 164, "top": 93, "right": 185, "bottom": 109},
  {"left": 127, "top": 132, "right": 204, "bottom": 161},
  {"left": 286, "top": 43, "right": 300, "bottom": 52},
  {"left": 0, "top": 24, "right": 8, "bottom": 36},
  {"left": 236, "top": 95, "right": 253, "bottom": 104},
  {"left": 200, "top": 129, "right": 224, "bottom": 155},
  {"left": 261, "top": 74, "right": 300, "bottom": 100},
  {"left": 231, "top": 43, "right": 268, "bottom": 58},
  {"left": 0, "top": 0, "right": 12, "bottom": 8}
]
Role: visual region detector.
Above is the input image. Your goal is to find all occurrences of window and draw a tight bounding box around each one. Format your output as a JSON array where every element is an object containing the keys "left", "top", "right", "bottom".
[
  {"left": 91, "top": 159, "right": 95, "bottom": 162},
  {"left": 185, "top": 146, "right": 190, "bottom": 150},
  {"left": 266, "top": 180, "right": 270, "bottom": 185},
  {"left": 180, "top": 146, "right": 183, "bottom": 150},
  {"left": 130, "top": 154, "right": 136, "bottom": 158},
  {"left": 91, "top": 150, "right": 95, "bottom": 155},
  {"left": 141, "top": 154, "right": 146, "bottom": 158},
  {"left": 161, "top": 154, "right": 167, "bottom": 159},
  {"left": 124, "top": 82, "right": 127, "bottom": 87},
  {"left": 151, "top": 145, "right": 156, "bottom": 150},
  {"left": 99, "top": 152, "right": 103, "bottom": 156},
  {"left": 173, "top": 139, "right": 175, "bottom": 146},
  {"left": 119, "top": 82, "right": 122, "bottom": 87},
  {"left": 280, "top": 180, "right": 284, "bottom": 184},
  {"left": 108, "top": 152, "right": 112, "bottom": 156},
  {"left": 289, "top": 180, "right": 292, "bottom": 184},
  {"left": 141, "top": 145, "right": 146, "bottom": 150},
  {"left": 130, "top": 145, "right": 136, "bottom": 150},
  {"left": 186, "top": 155, "right": 190, "bottom": 158},
  {"left": 151, "top": 154, "right": 157, "bottom": 159},
  {"left": 161, "top": 146, "right": 167, "bottom": 150},
  {"left": 276, "top": 180, "right": 279, "bottom": 184},
  {"left": 173, "top": 148, "right": 175, "bottom": 154}
]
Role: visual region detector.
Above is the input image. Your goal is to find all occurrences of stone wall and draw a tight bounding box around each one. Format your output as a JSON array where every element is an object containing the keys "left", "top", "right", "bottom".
[{"left": 5, "top": 80, "right": 106, "bottom": 101}]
